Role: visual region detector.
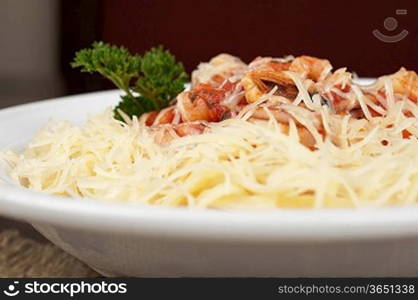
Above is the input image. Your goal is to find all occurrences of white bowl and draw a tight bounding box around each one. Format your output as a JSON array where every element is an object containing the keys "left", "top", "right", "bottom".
[{"left": 1, "top": 90, "right": 418, "bottom": 277}]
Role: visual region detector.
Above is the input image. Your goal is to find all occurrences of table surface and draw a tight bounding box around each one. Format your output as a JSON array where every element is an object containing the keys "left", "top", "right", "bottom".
[{"left": 0, "top": 217, "right": 47, "bottom": 243}]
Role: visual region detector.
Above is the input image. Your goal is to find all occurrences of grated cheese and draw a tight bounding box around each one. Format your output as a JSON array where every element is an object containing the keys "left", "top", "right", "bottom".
[{"left": 3, "top": 99, "right": 418, "bottom": 210}]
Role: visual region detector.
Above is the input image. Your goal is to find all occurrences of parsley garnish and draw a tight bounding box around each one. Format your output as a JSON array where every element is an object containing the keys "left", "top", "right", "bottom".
[{"left": 71, "top": 41, "right": 188, "bottom": 121}]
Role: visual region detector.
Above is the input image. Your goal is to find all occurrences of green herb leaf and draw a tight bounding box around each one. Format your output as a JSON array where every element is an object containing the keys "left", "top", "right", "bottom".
[
  {"left": 134, "top": 46, "right": 189, "bottom": 109},
  {"left": 71, "top": 42, "right": 188, "bottom": 122},
  {"left": 113, "top": 95, "right": 156, "bottom": 122},
  {"left": 71, "top": 41, "right": 141, "bottom": 92}
]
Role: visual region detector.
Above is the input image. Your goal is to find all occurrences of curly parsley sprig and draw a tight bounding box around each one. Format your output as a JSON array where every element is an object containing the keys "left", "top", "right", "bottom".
[{"left": 71, "top": 41, "right": 188, "bottom": 121}]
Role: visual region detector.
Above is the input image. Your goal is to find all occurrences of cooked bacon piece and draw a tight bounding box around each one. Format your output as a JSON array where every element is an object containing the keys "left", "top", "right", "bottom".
[
  {"left": 140, "top": 107, "right": 176, "bottom": 126},
  {"left": 390, "top": 68, "right": 418, "bottom": 102},
  {"left": 242, "top": 70, "right": 298, "bottom": 103},
  {"left": 177, "top": 84, "right": 229, "bottom": 122},
  {"left": 289, "top": 55, "right": 332, "bottom": 81}
]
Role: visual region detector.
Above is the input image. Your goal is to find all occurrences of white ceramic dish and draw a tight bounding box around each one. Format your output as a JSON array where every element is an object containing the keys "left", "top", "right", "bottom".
[{"left": 1, "top": 88, "right": 418, "bottom": 277}]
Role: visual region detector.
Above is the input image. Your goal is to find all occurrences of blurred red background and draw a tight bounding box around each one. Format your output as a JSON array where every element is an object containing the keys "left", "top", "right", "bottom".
[{"left": 61, "top": 0, "right": 418, "bottom": 94}]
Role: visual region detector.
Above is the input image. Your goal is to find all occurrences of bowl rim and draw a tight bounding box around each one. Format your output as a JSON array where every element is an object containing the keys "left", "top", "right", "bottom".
[{"left": 2, "top": 87, "right": 418, "bottom": 243}]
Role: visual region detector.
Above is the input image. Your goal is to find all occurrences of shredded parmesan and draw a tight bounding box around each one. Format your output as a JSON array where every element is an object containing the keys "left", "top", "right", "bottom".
[
  {"left": 3, "top": 102, "right": 418, "bottom": 210},
  {"left": 286, "top": 71, "right": 315, "bottom": 110},
  {"left": 352, "top": 85, "right": 372, "bottom": 120}
]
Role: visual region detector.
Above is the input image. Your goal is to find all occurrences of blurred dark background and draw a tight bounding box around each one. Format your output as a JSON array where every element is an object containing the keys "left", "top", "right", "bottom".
[{"left": 0, "top": 0, "right": 418, "bottom": 235}]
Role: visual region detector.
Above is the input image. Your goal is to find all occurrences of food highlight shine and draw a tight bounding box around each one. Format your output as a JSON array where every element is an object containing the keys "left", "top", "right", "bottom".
[{"left": 2, "top": 42, "right": 418, "bottom": 209}]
